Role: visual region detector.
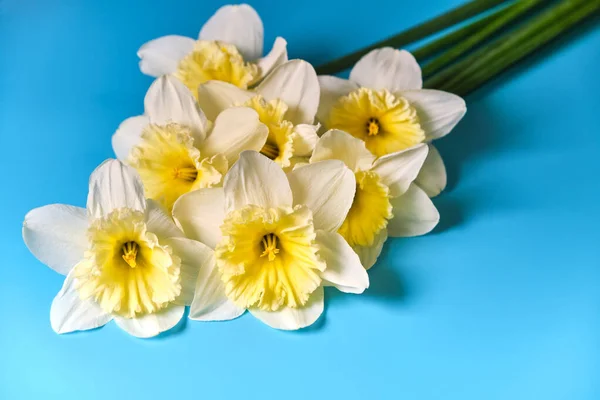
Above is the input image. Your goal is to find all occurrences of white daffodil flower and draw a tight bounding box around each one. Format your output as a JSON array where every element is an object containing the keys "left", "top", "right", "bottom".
[
  {"left": 112, "top": 75, "right": 268, "bottom": 212},
  {"left": 172, "top": 151, "right": 369, "bottom": 330},
  {"left": 138, "top": 4, "right": 288, "bottom": 98},
  {"left": 308, "top": 130, "right": 438, "bottom": 269},
  {"left": 22, "top": 160, "right": 215, "bottom": 338},
  {"left": 317, "top": 47, "right": 467, "bottom": 197},
  {"left": 195, "top": 59, "right": 320, "bottom": 169}
]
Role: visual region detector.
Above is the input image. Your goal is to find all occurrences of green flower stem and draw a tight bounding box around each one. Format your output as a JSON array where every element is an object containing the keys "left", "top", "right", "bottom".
[
  {"left": 418, "top": 0, "right": 546, "bottom": 77},
  {"left": 448, "top": 0, "right": 600, "bottom": 96},
  {"left": 315, "top": 0, "right": 510, "bottom": 75},
  {"left": 426, "top": 0, "right": 598, "bottom": 92},
  {"left": 411, "top": 3, "right": 517, "bottom": 62},
  {"left": 435, "top": 0, "right": 577, "bottom": 90}
]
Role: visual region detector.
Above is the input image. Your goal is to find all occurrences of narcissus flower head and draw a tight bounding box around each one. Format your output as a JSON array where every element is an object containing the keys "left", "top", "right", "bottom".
[
  {"left": 23, "top": 160, "right": 214, "bottom": 338},
  {"left": 309, "top": 130, "right": 440, "bottom": 269},
  {"left": 112, "top": 75, "right": 268, "bottom": 212},
  {"left": 317, "top": 47, "right": 467, "bottom": 197},
  {"left": 138, "top": 4, "right": 288, "bottom": 97},
  {"left": 173, "top": 151, "right": 369, "bottom": 330},
  {"left": 196, "top": 60, "right": 321, "bottom": 170}
]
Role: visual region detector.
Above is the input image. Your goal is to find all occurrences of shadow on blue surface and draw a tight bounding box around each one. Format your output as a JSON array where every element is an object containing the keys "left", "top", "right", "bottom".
[
  {"left": 328, "top": 242, "right": 408, "bottom": 302},
  {"left": 286, "top": 238, "right": 410, "bottom": 333},
  {"left": 432, "top": 100, "right": 509, "bottom": 234}
]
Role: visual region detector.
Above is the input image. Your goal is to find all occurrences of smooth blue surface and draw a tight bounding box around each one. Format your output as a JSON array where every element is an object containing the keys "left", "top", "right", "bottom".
[{"left": 1, "top": 1, "right": 599, "bottom": 399}]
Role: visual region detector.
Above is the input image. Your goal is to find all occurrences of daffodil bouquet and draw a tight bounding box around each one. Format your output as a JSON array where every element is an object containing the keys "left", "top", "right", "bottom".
[{"left": 22, "top": 1, "right": 597, "bottom": 337}]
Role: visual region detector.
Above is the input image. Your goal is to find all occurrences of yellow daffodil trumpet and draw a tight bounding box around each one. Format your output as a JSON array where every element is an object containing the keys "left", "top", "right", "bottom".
[
  {"left": 195, "top": 60, "right": 321, "bottom": 170},
  {"left": 309, "top": 129, "right": 440, "bottom": 269},
  {"left": 173, "top": 151, "right": 369, "bottom": 330},
  {"left": 23, "top": 160, "right": 215, "bottom": 338},
  {"left": 317, "top": 47, "right": 466, "bottom": 197},
  {"left": 112, "top": 75, "right": 269, "bottom": 212},
  {"left": 138, "top": 4, "right": 288, "bottom": 98}
]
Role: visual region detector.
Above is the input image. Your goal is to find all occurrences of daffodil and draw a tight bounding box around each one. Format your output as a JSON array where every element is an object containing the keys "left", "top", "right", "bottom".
[
  {"left": 317, "top": 47, "right": 466, "bottom": 197},
  {"left": 22, "top": 160, "right": 214, "bottom": 338},
  {"left": 112, "top": 75, "right": 268, "bottom": 212},
  {"left": 172, "top": 151, "right": 369, "bottom": 330},
  {"left": 138, "top": 4, "right": 287, "bottom": 98},
  {"left": 309, "top": 129, "right": 439, "bottom": 269},
  {"left": 195, "top": 59, "right": 320, "bottom": 169}
]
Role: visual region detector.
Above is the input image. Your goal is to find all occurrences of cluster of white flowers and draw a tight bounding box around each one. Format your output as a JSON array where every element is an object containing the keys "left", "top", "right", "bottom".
[{"left": 22, "top": 4, "right": 465, "bottom": 337}]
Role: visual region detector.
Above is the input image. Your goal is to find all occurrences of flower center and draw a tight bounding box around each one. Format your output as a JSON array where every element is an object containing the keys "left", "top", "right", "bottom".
[
  {"left": 367, "top": 118, "right": 380, "bottom": 136},
  {"left": 244, "top": 96, "right": 294, "bottom": 167},
  {"left": 172, "top": 166, "right": 198, "bottom": 182},
  {"left": 128, "top": 123, "right": 224, "bottom": 211},
  {"left": 338, "top": 171, "right": 393, "bottom": 248},
  {"left": 260, "top": 142, "right": 280, "bottom": 160},
  {"left": 327, "top": 87, "right": 426, "bottom": 157},
  {"left": 174, "top": 40, "right": 259, "bottom": 99},
  {"left": 74, "top": 208, "right": 181, "bottom": 318},
  {"left": 215, "top": 205, "right": 325, "bottom": 311},
  {"left": 121, "top": 241, "right": 139, "bottom": 268},
  {"left": 260, "top": 233, "right": 280, "bottom": 261}
]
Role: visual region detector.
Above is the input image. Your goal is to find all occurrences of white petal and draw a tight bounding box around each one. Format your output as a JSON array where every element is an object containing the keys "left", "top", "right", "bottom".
[
  {"left": 350, "top": 48, "right": 422, "bottom": 91},
  {"left": 287, "top": 160, "right": 355, "bottom": 232},
  {"left": 224, "top": 151, "right": 293, "bottom": 212},
  {"left": 292, "top": 123, "right": 319, "bottom": 157},
  {"left": 317, "top": 231, "right": 368, "bottom": 294},
  {"left": 415, "top": 144, "right": 447, "bottom": 197},
  {"left": 144, "top": 75, "right": 208, "bottom": 142},
  {"left": 86, "top": 159, "right": 145, "bottom": 219},
  {"left": 354, "top": 229, "right": 387, "bottom": 270},
  {"left": 197, "top": 81, "right": 254, "bottom": 122},
  {"left": 172, "top": 187, "right": 225, "bottom": 249},
  {"left": 316, "top": 75, "right": 358, "bottom": 123},
  {"left": 257, "top": 60, "right": 320, "bottom": 125},
  {"left": 388, "top": 184, "right": 439, "bottom": 237},
  {"left": 249, "top": 286, "right": 324, "bottom": 330},
  {"left": 199, "top": 4, "right": 263, "bottom": 60},
  {"left": 310, "top": 129, "right": 375, "bottom": 171},
  {"left": 115, "top": 305, "right": 184, "bottom": 338},
  {"left": 189, "top": 246, "right": 245, "bottom": 321},
  {"left": 256, "top": 37, "right": 288, "bottom": 79},
  {"left": 50, "top": 269, "right": 112, "bottom": 334},
  {"left": 164, "top": 237, "right": 213, "bottom": 306},
  {"left": 371, "top": 143, "right": 428, "bottom": 197},
  {"left": 112, "top": 115, "right": 149, "bottom": 162},
  {"left": 400, "top": 89, "right": 466, "bottom": 141},
  {"left": 200, "top": 107, "right": 269, "bottom": 165},
  {"left": 145, "top": 199, "right": 183, "bottom": 240},
  {"left": 137, "top": 35, "right": 195, "bottom": 77},
  {"left": 23, "top": 205, "right": 88, "bottom": 275}
]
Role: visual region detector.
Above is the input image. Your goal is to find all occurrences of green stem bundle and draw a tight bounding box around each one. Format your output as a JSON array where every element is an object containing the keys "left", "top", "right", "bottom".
[
  {"left": 315, "top": 0, "right": 599, "bottom": 96},
  {"left": 418, "top": 0, "right": 546, "bottom": 77},
  {"left": 427, "top": 0, "right": 600, "bottom": 95},
  {"left": 411, "top": 3, "right": 516, "bottom": 62},
  {"left": 315, "top": 0, "right": 509, "bottom": 75}
]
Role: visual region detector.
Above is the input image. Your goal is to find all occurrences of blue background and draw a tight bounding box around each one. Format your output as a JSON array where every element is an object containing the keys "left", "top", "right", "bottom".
[{"left": 1, "top": 0, "right": 599, "bottom": 399}]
